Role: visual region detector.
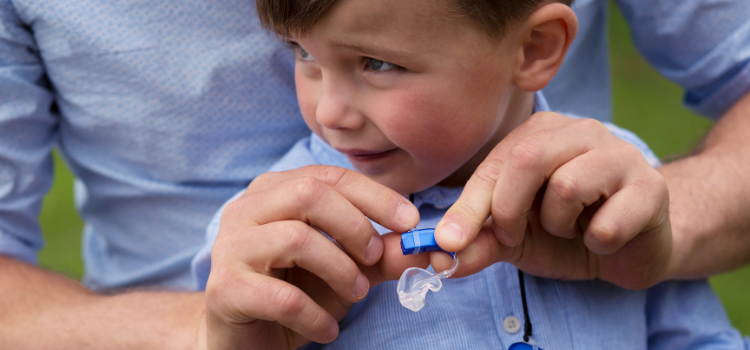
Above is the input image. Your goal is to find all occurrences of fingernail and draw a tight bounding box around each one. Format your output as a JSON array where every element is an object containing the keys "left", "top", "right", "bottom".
[
  {"left": 439, "top": 222, "right": 464, "bottom": 243},
  {"left": 497, "top": 228, "right": 517, "bottom": 246},
  {"left": 354, "top": 272, "right": 369, "bottom": 299},
  {"left": 396, "top": 202, "right": 417, "bottom": 224},
  {"left": 365, "top": 235, "right": 383, "bottom": 263}
]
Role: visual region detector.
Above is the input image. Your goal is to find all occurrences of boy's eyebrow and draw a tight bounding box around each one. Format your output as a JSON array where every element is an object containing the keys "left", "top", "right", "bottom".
[{"left": 327, "top": 39, "right": 415, "bottom": 60}]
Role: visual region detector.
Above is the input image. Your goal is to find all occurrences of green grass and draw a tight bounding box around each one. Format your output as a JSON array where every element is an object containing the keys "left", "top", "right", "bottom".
[
  {"left": 38, "top": 152, "right": 84, "bottom": 279},
  {"left": 36, "top": 1, "right": 748, "bottom": 337}
]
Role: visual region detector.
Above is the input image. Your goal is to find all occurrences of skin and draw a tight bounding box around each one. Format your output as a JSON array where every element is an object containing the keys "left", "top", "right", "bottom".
[
  {"left": 206, "top": 0, "right": 667, "bottom": 348},
  {"left": 660, "top": 89, "right": 750, "bottom": 279},
  {"left": 432, "top": 91, "right": 750, "bottom": 285},
  {"left": 292, "top": 0, "right": 530, "bottom": 196},
  {"left": 204, "top": 166, "right": 425, "bottom": 349},
  {"left": 1, "top": 3, "right": 748, "bottom": 350},
  {"left": 0, "top": 255, "right": 205, "bottom": 350}
]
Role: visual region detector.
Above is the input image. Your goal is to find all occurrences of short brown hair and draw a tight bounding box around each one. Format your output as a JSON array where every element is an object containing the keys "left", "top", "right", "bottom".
[{"left": 256, "top": 0, "right": 573, "bottom": 39}]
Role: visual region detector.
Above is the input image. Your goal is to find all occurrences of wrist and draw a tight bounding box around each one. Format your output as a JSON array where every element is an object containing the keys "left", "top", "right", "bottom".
[
  {"left": 96, "top": 291, "right": 206, "bottom": 350},
  {"left": 659, "top": 146, "right": 750, "bottom": 280}
]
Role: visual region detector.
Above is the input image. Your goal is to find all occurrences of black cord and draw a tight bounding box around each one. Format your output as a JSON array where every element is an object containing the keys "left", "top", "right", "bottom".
[
  {"left": 409, "top": 193, "right": 415, "bottom": 203},
  {"left": 518, "top": 269, "right": 533, "bottom": 343}
]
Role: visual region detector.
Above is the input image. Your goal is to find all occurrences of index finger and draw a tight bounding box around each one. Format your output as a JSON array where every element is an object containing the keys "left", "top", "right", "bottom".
[
  {"left": 433, "top": 155, "right": 498, "bottom": 252},
  {"left": 435, "top": 112, "right": 572, "bottom": 252},
  {"left": 248, "top": 165, "right": 420, "bottom": 233}
]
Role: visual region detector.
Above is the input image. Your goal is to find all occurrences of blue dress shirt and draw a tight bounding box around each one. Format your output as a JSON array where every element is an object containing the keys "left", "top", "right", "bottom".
[
  {"left": 1, "top": 0, "right": 749, "bottom": 290},
  {"left": 192, "top": 93, "right": 749, "bottom": 349}
]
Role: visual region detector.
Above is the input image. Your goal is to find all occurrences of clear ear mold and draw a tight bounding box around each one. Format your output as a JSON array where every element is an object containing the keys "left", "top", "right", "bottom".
[{"left": 397, "top": 228, "right": 459, "bottom": 312}]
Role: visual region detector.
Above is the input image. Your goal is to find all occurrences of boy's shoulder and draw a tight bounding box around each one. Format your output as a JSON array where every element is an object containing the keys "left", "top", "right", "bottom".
[{"left": 268, "top": 134, "right": 354, "bottom": 173}]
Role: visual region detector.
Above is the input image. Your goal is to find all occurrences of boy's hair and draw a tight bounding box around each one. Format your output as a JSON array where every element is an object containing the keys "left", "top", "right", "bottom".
[{"left": 256, "top": 0, "right": 574, "bottom": 39}]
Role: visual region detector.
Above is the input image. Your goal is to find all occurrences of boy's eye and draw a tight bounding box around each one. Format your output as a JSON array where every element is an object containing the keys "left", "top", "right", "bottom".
[
  {"left": 298, "top": 46, "right": 314, "bottom": 61},
  {"left": 367, "top": 58, "right": 399, "bottom": 71}
]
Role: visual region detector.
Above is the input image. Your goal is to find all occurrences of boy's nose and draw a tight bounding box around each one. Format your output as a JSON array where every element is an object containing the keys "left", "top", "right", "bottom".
[{"left": 315, "top": 79, "right": 366, "bottom": 131}]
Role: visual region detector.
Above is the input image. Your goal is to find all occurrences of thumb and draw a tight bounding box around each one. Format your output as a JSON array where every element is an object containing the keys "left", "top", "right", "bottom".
[{"left": 435, "top": 156, "right": 502, "bottom": 252}]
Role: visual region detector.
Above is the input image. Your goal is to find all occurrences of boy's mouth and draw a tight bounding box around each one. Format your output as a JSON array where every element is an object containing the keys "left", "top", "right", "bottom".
[{"left": 337, "top": 148, "right": 398, "bottom": 162}]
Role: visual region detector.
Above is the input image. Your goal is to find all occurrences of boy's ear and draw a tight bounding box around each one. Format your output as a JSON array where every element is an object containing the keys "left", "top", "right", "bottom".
[{"left": 512, "top": 3, "right": 578, "bottom": 92}]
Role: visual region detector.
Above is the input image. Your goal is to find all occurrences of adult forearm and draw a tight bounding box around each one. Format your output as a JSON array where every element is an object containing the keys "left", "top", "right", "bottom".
[
  {"left": 0, "top": 256, "right": 205, "bottom": 349},
  {"left": 661, "top": 90, "right": 750, "bottom": 279}
]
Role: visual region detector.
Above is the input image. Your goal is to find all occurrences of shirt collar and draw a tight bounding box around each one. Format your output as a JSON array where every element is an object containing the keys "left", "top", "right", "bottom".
[{"left": 309, "top": 91, "right": 550, "bottom": 208}]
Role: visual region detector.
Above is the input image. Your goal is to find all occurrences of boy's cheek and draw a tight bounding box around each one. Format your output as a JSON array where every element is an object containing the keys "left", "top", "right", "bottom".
[
  {"left": 295, "top": 84, "right": 321, "bottom": 132},
  {"left": 387, "top": 113, "right": 478, "bottom": 161}
]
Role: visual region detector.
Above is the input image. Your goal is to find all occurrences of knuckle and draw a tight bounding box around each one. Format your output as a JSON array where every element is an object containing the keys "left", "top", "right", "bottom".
[
  {"left": 653, "top": 172, "right": 669, "bottom": 200},
  {"left": 275, "top": 286, "right": 307, "bottom": 316},
  {"left": 508, "top": 138, "right": 544, "bottom": 171},
  {"left": 548, "top": 174, "right": 580, "bottom": 203},
  {"left": 309, "top": 165, "right": 349, "bottom": 187},
  {"left": 588, "top": 223, "right": 623, "bottom": 253},
  {"left": 637, "top": 169, "right": 666, "bottom": 194},
  {"left": 456, "top": 201, "right": 489, "bottom": 226},
  {"left": 222, "top": 199, "right": 245, "bottom": 221},
  {"left": 490, "top": 203, "right": 518, "bottom": 226},
  {"left": 216, "top": 202, "right": 250, "bottom": 241},
  {"left": 619, "top": 142, "right": 643, "bottom": 160},
  {"left": 281, "top": 221, "right": 314, "bottom": 254},
  {"left": 471, "top": 161, "right": 501, "bottom": 187},
  {"left": 247, "top": 173, "right": 270, "bottom": 191},
  {"left": 294, "top": 176, "right": 327, "bottom": 207},
  {"left": 645, "top": 166, "right": 666, "bottom": 185},
  {"left": 349, "top": 214, "right": 373, "bottom": 238},
  {"left": 577, "top": 117, "right": 605, "bottom": 130},
  {"left": 205, "top": 267, "right": 242, "bottom": 308},
  {"left": 575, "top": 118, "right": 608, "bottom": 138},
  {"left": 250, "top": 171, "right": 278, "bottom": 188},
  {"left": 308, "top": 308, "right": 331, "bottom": 336}
]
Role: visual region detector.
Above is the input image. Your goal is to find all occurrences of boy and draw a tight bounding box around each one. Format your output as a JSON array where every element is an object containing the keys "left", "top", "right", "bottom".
[{"left": 193, "top": 0, "right": 748, "bottom": 348}]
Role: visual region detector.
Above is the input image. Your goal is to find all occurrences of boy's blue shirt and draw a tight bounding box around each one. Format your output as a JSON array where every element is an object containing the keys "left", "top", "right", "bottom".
[{"left": 192, "top": 92, "right": 749, "bottom": 349}]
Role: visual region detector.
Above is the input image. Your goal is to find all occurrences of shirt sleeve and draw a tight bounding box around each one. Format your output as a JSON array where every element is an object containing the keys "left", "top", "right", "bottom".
[
  {"left": 646, "top": 280, "right": 750, "bottom": 349},
  {"left": 602, "top": 121, "right": 661, "bottom": 168},
  {"left": 0, "top": 0, "right": 59, "bottom": 265},
  {"left": 615, "top": 0, "right": 750, "bottom": 119}
]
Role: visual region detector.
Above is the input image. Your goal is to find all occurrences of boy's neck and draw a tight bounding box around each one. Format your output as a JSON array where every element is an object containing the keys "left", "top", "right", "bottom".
[{"left": 438, "top": 89, "right": 536, "bottom": 188}]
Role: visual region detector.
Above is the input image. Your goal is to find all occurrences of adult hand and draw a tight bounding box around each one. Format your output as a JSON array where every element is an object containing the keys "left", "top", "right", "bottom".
[
  {"left": 202, "top": 165, "right": 425, "bottom": 350},
  {"left": 432, "top": 112, "right": 672, "bottom": 290}
]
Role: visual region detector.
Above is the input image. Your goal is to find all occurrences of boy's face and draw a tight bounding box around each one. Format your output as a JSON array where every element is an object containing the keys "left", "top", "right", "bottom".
[{"left": 293, "top": 0, "right": 532, "bottom": 195}]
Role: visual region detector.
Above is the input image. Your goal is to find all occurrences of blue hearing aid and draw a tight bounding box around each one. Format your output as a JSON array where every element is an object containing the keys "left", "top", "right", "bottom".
[{"left": 400, "top": 228, "right": 455, "bottom": 258}]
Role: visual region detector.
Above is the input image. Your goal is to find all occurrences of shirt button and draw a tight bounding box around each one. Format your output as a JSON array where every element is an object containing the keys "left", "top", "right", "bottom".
[{"left": 503, "top": 316, "right": 522, "bottom": 334}]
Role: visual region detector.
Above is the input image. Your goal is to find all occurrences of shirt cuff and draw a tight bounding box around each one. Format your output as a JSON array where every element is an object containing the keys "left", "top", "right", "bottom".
[
  {"left": 0, "top": 229, "right": 39, "bottom": 265},
  {"left": 686, "top": 60, "right": 750, "bottom": 119}
]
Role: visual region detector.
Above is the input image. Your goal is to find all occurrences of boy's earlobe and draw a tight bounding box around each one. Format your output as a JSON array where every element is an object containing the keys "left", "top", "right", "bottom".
[{"left": 512, "top": 3, "right": 578, "bottom": 92}]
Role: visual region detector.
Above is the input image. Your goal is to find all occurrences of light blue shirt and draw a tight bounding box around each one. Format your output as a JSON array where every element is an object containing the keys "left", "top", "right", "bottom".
[
  {"left": 1, "top": 0, "right": 749, "bottom": 290},
  {"left": 192, "top": 93, "right": 748, "bottom": 349}
]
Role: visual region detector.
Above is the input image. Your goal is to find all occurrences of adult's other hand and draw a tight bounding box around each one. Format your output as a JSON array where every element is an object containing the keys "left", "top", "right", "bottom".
[
  {"left": 432, "top": 112, "right": 672, "bottom": 290},
  {"left": 201, "top": 165, "right": 425, "bottom": 350}
]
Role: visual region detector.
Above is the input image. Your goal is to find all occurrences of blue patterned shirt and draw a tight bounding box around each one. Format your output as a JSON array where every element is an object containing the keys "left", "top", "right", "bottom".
[
  {"left": 192, "top": 93, "right": 749, "bottom": 349},
  {"left": 1, "top": 0, "right": 749, "bottom": 290}
]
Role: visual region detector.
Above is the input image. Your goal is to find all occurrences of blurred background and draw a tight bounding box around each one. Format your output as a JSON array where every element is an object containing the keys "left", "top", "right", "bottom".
[{"left": 36, "top": 1, "right": 749, "bottom": 336}]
